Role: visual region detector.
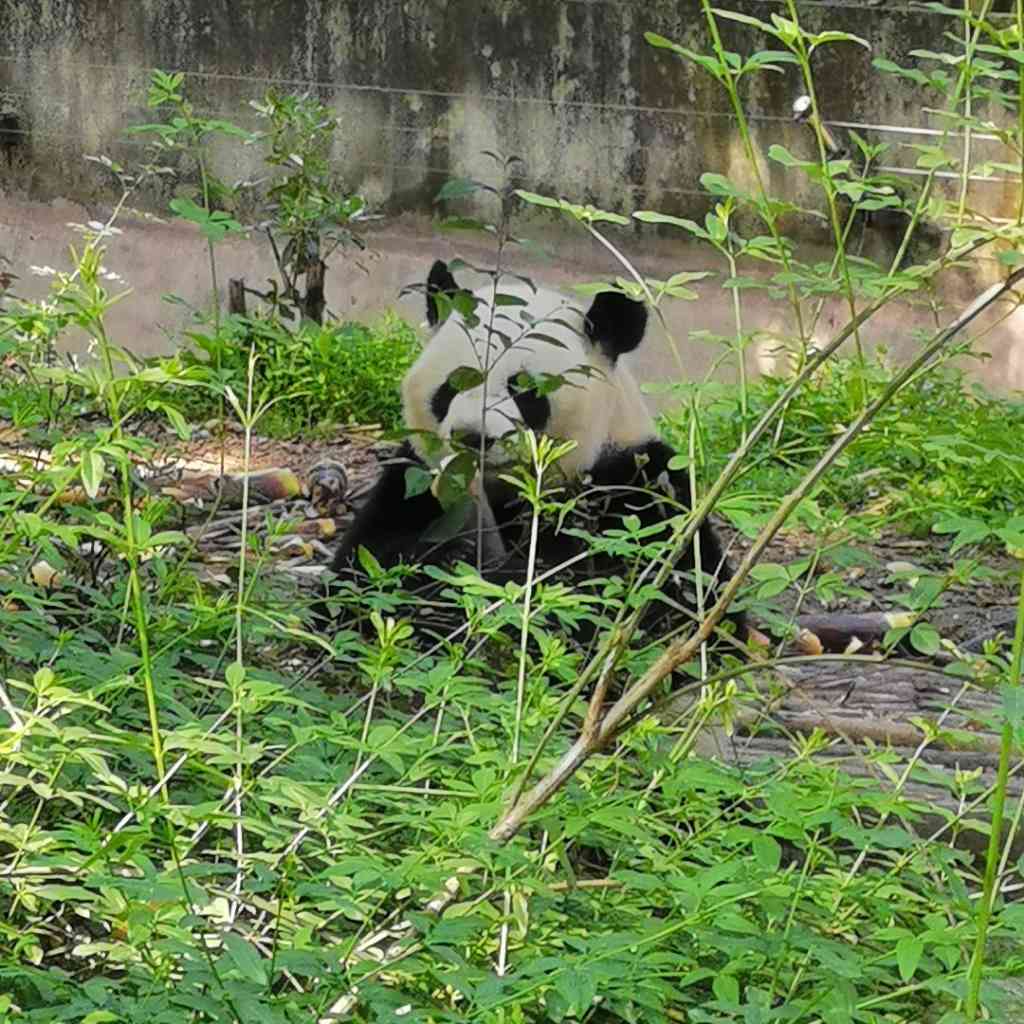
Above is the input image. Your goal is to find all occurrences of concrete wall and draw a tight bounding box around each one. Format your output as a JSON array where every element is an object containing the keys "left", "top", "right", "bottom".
[{"left": 0, "top": 1, "right": 1018, "bottom": 223}]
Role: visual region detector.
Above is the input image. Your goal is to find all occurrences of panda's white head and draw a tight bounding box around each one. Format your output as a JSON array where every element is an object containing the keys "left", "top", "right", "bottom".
[{"left": 402, "top": 260, "right": 656, "bottom": 480}]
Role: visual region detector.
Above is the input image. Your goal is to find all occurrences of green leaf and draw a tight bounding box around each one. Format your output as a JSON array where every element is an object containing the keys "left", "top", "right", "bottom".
[
  {"left": 513, "top": 190, "right": 629, "bottom": 225},
  {"left": 80, "top": 449, "right": 105, "bottom": 499},
  {"left": 168, "top": 196, "right": 208, "bottom": 224},
  {"left": 710, "top": 9, "right": 775, "bottom": 34},
  {"left": 911, "top": 145, "right": 954, "bottom": 171},
  {"left": 700, "top": 172, "right": 744, "bottom": 199},
  {"left": 404, "top": 466, "right": 433, "bottom": 499},
  {"left": 995, "top": 516, "right": 1024, "bottom": 558},
  {"left": 422, "top": 492, "right": 475, "bottom": 538},
  {"left": 553, "top": 969, "right": 597, "bottom": 1018},
  {"left": 752, "top": 833, "right": 781, "bottom": 872},
  {"left": 447, "top": 366, "right": 485, "bottom": 392},
  {"left": 705, "top": 212, "right": 727, "bottom": 242},
  {"left": 768, "top": 144, "right": 815, "bottom": 169},
  {"left": 1001, "top": 684, "right": 1024, "bottom": 731},
  {"left": 514, "top": 189, "right": 562, "bottom": 211},
  {"left": 357, "top": 545, "right": 384, "bottom": 578},
  {"left": 932, "top": 514, "right": 991, "bottom": 553},
  {"left": 644, "top": 33, "right": 728, "bottom": 82},
  {"left": 712, "top": 972, "right": 740, "bottom": 1005},
  {"left": 222, "top": 932, "right": 268, "bottom": 986},
  {"left": 809, "top": 30, "right": 871, "bottom": 52},
  {"left": 35, "top": 884, "right": 99, "bottom": 902},
  {"left": 168, "top": 197, "right": 243, "bottom": 242},
  {"left": 909, "top": 623, "right": 941, "bottom": 656},
  {"left": 431, "top": 451, "right": 478, "bottom": 510},
  {"left": 895, "top": 935, "right": 923, "bottom": 982},
  {"left": 435, "top": 178, "right": 490, "bottom": 202}
]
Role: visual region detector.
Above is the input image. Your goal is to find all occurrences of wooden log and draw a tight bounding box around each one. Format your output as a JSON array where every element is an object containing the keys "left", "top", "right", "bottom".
[
  {"left": 696, "top": 729, "right": 1024, "bottom": 860},
  {"left": 791, "top": 611, "right": 916, "bottom": 654},
  {"left": 302, "top": 259, "right": 326, "bottom": 325},
  {"left": 228, "top": 278, "right": 247, "bottom": 316}
]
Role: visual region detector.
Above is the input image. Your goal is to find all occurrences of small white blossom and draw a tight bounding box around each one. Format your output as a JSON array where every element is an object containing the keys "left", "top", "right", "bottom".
[
  {"left": 66, "top": 221, "right": 123, "bottom": 239},
  {"left": 29, "top": 265, "right": 57, "bottom": 276},
  {"left": 87, "top": 220, "right": 123, "bottom": 235}
]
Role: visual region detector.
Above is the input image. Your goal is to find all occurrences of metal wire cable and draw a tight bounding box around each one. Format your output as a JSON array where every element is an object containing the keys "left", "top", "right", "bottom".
[{"left": 0, "top": 50, "right": 1013, "bottom": 146}]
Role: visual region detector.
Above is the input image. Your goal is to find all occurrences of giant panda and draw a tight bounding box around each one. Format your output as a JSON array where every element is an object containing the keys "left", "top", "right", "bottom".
[{"left": 323, "top": 259, "right": 742, "bottom": 651}]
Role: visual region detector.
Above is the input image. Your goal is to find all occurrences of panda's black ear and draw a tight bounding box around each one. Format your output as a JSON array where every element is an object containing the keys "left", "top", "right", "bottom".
[
  {"left": 584, "top": 291, "right": 648, "bottom": 361},
  {"left": 426, "top": 259, "right": 460, "bottom": 327}
]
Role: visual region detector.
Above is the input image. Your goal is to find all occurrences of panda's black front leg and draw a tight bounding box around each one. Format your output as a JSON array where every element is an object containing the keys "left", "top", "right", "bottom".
[
  {"left": 588, "top": 440, "right": 745, "bottom": 643},
  {"left": 328, "top": 443, "right": 449, "bottom": 574},
  {"left": 317, "top": 442, "right": 514, "bottom": 629}
]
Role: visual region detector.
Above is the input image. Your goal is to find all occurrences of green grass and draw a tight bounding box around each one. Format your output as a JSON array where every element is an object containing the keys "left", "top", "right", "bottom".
[
  {"left": 180, "top": 310, "right": 421, "bottom": 437},
  {"left": 663, "top": 355, "right": 1024, "bottom": 542},
  {"left": 2, "top": 340, "right": 1023, "bottom": 1020}
]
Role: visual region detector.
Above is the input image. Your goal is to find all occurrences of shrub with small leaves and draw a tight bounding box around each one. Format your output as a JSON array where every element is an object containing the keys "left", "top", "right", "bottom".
[{"left": 179, "top": 310, "right": 420, "bottom": 436}]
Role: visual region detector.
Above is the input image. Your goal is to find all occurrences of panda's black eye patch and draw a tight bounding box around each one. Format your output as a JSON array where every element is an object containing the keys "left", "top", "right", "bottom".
[
  {"left": 431, "top": 366, "right": 486, "bottom": 422},
  {"left": 430, "top": 381, "right": 456, "bottom": 422},
  {"left": 508, "top": 372, "right": 551, "bottom": 430}
]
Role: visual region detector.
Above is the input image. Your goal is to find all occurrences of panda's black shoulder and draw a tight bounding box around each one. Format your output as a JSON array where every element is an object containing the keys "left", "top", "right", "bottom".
[{"left": 588, "top": 439, "right": 691, "bottom": 500}]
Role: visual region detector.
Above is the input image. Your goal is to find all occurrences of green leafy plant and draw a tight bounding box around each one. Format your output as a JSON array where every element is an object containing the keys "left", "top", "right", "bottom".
[
  {"left": 177, "top": 310, "right": 420, "bottom": 436},
  {"left": 247, "top": 89, "right": 367, "bottom": 324},
  {"left": 130, "top": 70, "right": 248, "bottom": 328},
  {"left": 5, "top": 6, "right": 1024, "bottom": 1023},
  {"left": 663, "top": 354, "right": 1024, "bottom": 540}
]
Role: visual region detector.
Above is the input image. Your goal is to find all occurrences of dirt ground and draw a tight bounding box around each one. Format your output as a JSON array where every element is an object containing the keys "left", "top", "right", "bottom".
[{"left": 6, "top": 196, "right": 1024, "bottom": 403}]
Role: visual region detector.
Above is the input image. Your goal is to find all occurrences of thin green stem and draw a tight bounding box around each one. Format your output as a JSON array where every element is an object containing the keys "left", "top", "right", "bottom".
[
  {"left": 512, "top": 450, "right": 542, "bottom": 765},
  {"left": 127, "top": 563, "right": 167, "bottom": 801},
  {"left": 889, "top": 0, "right": 992, "bottom": 273},
  {"left": 700, "top": 0, "right": 809, "bottom": 352},
  {"left": 1018, "top": 0, "right": 1024, "bottom": 225},
  {"left": 783, "top": 0, "right": 865, "bottom": 404},
  {"left": 98, "top": 309, "right": 167, "bottom": 801},
  {"left": 197, "top": 152, "right": 227, "bottom": 476},
  {"left": 724, "top": 244, "right": 747, "bottom": 441},
  {"left": 957, "top": 0, "right": 977, "bottom": 225},
  {"left": 964, "top": 561, "right": 1024, "bottom": 1019},
  {"left": 226, "top": 344, "right": 257, "bottom": 924}
]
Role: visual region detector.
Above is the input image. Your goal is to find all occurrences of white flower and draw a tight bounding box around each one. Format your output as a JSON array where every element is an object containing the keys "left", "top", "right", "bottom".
[
  {"left": 29, "top": 265, "right": 57, "bottom": 276},
  {"left": 66, "top": 221, "right": 123, "bottom": 238}
]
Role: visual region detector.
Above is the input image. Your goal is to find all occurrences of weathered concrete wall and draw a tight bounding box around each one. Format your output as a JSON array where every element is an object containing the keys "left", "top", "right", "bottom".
[{"left": 0, "top": 0, "right": 1017, "bottom": 224}]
